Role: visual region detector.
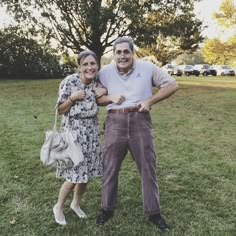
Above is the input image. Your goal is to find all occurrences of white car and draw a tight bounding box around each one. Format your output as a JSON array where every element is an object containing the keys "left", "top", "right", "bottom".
[
  {"left": 213, "top": 65, "right": 235, "bottom": 76},
  {"left": 162, "top": 64, "right": 174, "bottom": 75},
  {"left": 178, "top": 65, "right": 200, "bottom": 76}
]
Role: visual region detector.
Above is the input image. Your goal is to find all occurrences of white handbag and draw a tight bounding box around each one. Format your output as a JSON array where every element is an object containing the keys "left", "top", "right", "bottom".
[{"left": 40, "top": 108, "right": 84, "bottom": 167}]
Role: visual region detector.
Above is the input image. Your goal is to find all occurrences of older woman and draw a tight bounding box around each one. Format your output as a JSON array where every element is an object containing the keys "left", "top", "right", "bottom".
[{"left": 53, "top": 50, "right": 106, "bottom": 225}]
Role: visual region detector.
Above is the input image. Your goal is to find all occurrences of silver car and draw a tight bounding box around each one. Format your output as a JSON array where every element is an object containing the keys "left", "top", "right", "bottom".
[{"left": 213, "top": 65, "right": 235, "bottom": 76}]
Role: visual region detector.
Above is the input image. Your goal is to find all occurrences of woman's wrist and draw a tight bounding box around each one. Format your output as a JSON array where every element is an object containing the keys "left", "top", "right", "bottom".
[{"left": 68, "top": 96, "right": 75, "bottom": 104}]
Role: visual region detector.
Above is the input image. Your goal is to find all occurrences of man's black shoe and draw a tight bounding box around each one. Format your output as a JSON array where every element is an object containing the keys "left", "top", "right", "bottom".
[
  {"left": 149, "top": 214, "right": 171, "bottom": 233},
  {"left": 96, "top": 210, "right": 113, "bottom": 225}
]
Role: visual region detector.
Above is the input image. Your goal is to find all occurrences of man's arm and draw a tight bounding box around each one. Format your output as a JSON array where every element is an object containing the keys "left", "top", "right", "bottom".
[
  {"left": 96, "top": 94, "right": 126, "bottom": 106},
  {"left": 137, "top": 81, "right": 178, "bottom": 112}
]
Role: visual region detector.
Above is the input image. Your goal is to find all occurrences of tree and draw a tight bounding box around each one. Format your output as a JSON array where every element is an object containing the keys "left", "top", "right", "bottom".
[
  {"left": 136, "top": 35, "right": 183, "bottom": 66},
  {"left": 127, "top": 1, "right": 204, "bottom": 64},
  {"left": 175, "top": 51, "right": 204, "bottom": 65},
  {"left": 201, "top": 36, "right": 236, "bottom": 65},
  {"left": 136, "top": 24, "right": 203, "bottom": 66},
  {"left": 201, "top": 38, "right": 226, "bottom": 64},
  {"left": 201, "top": 0, "right": 236, "bottom": 66},
  {"left": 213, "top": 0, "right": 236, "bottom": 28},
  {"left": 0, "top": 0, "right": 203, "bottom": 65},
  {"left": 0, "top": 27, "right": 61, "bottom": 78}
]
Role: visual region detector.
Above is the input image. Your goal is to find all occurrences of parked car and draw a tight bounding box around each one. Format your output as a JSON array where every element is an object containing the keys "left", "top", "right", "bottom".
[
  {"left": 162, "top": 64, "right": 174, "bottom": 75},
  {"left": 178, "top": 65, "right": 200, "bottom": 76},
  {"left": 193, "top": 64, "right": 216, "bottom": 76},
  {"left": 213, "top": 65, "right": 235, "bottom": 76},
  {"left": 173, "top": 66, "right": 183, "bottom": 76},
  {"left": 209, "top": 66, "right": 217, "bottom": 76}
]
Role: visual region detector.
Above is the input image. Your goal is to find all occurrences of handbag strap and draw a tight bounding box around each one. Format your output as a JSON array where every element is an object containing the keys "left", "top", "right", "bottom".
[
  {"left": 53, "top": 107, "right": 59, "bottom": 130},
  {"left": 53, "top": 103, "right": 70, "bottom": 130}
]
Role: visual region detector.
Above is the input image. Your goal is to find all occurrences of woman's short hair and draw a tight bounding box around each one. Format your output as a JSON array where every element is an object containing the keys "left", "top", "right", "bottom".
[
  {"left": 113, "top": 37, "right": 134, "bottom": 52},
  {"left": 77, "top": 50, "right": 97, "bottom": 65}
]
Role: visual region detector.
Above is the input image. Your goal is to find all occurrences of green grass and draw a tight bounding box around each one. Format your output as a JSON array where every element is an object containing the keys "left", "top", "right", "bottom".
[{"left": 0, "top": 76, "right": 235, "bottom": 236}]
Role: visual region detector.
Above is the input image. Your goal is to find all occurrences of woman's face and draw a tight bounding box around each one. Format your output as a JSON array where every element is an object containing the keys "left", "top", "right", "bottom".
[{"left": 79, "top": 55, "right": 98, "bottom": 82}]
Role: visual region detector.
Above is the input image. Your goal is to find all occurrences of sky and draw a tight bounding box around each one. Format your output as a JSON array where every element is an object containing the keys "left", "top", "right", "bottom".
[
  {"left": 194, "top": 0, "right": 235, "bottom": 40},
  {"left": 0, "top": 6, "right": 13, "bottom": 26},
  {"left": 194, "top": 0, "right": 222, "bottom": 37},
  {"left": 0, "top": 0, "right": 233, "bottom": 40}
]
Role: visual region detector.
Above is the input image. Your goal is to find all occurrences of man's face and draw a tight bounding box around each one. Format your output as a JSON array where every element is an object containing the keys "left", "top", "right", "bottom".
[{"left": 113, "top": 42, "right": 133, "bottom": 73}]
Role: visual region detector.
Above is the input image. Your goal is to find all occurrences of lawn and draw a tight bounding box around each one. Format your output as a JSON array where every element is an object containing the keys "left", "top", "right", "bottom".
[{"left": 0, "top": 76, "right": 235, "bottom": 236}]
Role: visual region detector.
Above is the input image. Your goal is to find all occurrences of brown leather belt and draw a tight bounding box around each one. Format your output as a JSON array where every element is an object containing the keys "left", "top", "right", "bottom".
[{"left": 108, "top": 107, "right": 139, "bottom": 113}]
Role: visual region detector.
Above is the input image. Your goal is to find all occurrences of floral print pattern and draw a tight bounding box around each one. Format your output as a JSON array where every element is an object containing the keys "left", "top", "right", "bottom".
[{"left": 56, "top": 73, "right": 102, "bottom": 183}]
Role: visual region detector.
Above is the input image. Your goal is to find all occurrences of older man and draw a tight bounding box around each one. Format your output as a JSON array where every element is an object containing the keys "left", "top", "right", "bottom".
[{"left": 96, "top": 37, "right": 178, "bottom": 232}]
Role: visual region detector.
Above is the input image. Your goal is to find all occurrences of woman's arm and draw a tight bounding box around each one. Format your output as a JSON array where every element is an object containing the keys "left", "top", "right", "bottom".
[
  {"left": 58, "top": 90, "right": 86, "bottom": 114},
  {"left": 57, "top": 97, "right": 75, "bottom": 114}
]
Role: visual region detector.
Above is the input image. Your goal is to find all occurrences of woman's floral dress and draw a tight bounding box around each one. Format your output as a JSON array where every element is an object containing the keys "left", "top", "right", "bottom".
[{"left": 56, "top": 73, "right": 102, "bottom": 183}]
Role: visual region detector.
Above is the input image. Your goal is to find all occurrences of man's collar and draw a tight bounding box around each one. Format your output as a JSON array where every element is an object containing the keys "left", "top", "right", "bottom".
[{"left": 114, "top": 60, "right": 136, "bottom": 77}]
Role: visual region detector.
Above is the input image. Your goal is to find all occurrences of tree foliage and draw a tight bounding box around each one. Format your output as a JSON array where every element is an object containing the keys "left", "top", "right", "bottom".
[
  {"left": 0, "top": 27, "right": 61, "bottom": 78},
  {"left": 136, "top": 27, "right": 202, "bottom": 66},
  {"left": 130, "top": 1, "right": 203, "bottom": 64},
  {"left": 201, "top": 36, "right": 236, "bottom": 66},
  {"left": 0, "top": 0, "right": 203, "bottom": 65},
  {"left": 213, "top": 0, "right": 236, "bottom": 28},
  {"left": 202, "top": 0, "right": 236, "bottom": 66},
  {"left": 136, "top": 35, "right": 182, "bottom": 66},
  {"left": 175, "top": 51, "right": 204, "bottom": 65}
]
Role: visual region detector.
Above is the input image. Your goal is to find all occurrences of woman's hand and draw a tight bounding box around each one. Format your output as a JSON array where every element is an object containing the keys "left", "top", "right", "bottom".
[
  {"left": 70, "top": 90, "right": 86, "bottom": 101},
  {"left": 58, "top": 90, "right": 85, "bottom": 114}
]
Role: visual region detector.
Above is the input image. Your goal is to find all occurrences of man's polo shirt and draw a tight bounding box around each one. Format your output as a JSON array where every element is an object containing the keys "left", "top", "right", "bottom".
[{"left": 98, "top": 59, "right": 176, "bottom": 110}]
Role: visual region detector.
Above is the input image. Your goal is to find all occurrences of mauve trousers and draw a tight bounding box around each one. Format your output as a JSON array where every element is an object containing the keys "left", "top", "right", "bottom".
[{"left": 101, "top": 111, "right": 160, "bottom": 215}]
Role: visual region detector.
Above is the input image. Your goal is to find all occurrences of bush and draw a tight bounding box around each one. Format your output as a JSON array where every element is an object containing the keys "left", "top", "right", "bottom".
[{"left": 0, "top": 27, "right": 62, "bottom": 79}]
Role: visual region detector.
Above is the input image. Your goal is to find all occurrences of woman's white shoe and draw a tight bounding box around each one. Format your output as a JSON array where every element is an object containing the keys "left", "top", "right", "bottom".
[
  {"left": 53, "top": 205, "right": 67, "bottom": 225},
  {"left": 70, "top": 204, "right": 87, "bottom": 218}
]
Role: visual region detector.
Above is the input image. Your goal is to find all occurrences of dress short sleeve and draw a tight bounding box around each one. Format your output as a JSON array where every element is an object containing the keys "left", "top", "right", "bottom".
[{"left": 57, "top": 74, "right": 77, "bottom": 105}]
